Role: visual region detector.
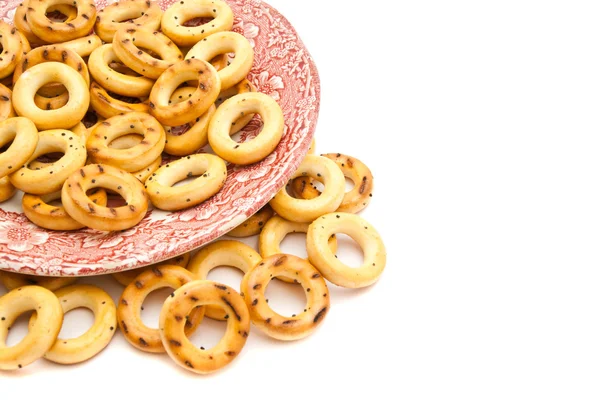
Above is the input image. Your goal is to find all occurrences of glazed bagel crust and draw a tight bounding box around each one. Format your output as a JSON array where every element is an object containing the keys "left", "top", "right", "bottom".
[
  {"left": 56, "top": 34, "right": 103, "bottom": 57},
  {"left": 149, "top": 58, "right": 221, "bottom": 126},
  {"left": 113, "top": 26, "right": 183, "bottom": 79},
  {"left": 112, "top": 252, "right": 190, "bottom": 286},
  {"left": 89, "top": 44, "right": 154, "bottom": 98},
  {"left": 227, "top": 205, "right": 274, "bottom": 238},
  {"left": 13, "top": 62, "right": 89, "bottom": 130},
  {"left": 0, "top": 286, "right": 64, "bottom": 370},
  {"left": 159, "top": 280, "right": 251, "bottom": 374},
  {"left": 26, "top": 0, "right": 97, "bottom": 42},
  {"left": 161, "top": 0, "right": 234, "bottom": 46},
  {"left": 145, "top": 153, "right": 227, "bottom": 211},
  {"left": 10, "top": 129, "right": 87, "bottom": 195},
  {"left": 117, "top": 265, "right": 205, "bottom": 353},
  {"left": 0, "top": 117, "right": 38, "bottom": 179},
  {"left": 307, "top": 213, "right": 386, "bottom": 288},
  {"left": 0, "top": 271, "right": 77, "bottom": 291},
  {"left": 187, "top": 240, "right": 262, "bottom": 320},
  {"left": 22, "top": 189, "right": 108, "bottom": 231},
  {"left": 185, "top": 31, "right": 254, "bottom": 90},
  {"left": 269, "top": 155, "right": 346, "bottom": 223},
  {"left": 241, "top": 254, "right": 330, "bottom": 341},
  {"left": 95, "top": 0, "right": 162, "bottom": 43},
  {"left": 0, "top": 22, "right": 23, "bottom": 79},
  {"left": 208, "top": 92, "right": 284, "bottom": 165},
  {"left": 89, "top": 82, "right": 149, "bottom": 119},
  {"left": 87, "top": 112, "right": 165, "bottom": 172},
  {"left": 29, "top": 285, "right": 117, "bottom": 364},
  {"left": 61, "top": 163, "right": 149, "bottom": 231}
]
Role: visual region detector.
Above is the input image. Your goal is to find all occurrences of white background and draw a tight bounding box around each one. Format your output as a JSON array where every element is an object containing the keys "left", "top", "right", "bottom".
[{"left": 3, "top": 0, "right": 600, "bottom": 408}]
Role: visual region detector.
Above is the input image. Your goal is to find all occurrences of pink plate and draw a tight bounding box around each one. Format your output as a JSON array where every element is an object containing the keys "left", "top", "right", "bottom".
[{"left": 0, "top": 0, "right": 319, "bottom": 276}]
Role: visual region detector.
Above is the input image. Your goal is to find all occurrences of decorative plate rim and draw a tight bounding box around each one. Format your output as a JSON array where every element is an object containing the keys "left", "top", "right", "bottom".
[{"left": 0, "top": 0, "right": 319, "bottom": 276}]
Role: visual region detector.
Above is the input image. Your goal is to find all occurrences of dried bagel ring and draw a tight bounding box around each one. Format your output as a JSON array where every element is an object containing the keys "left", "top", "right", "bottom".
[
  {"left": 270, "top": 155, "right": 345, "bottom": 223},
  {"left": 241, "top": 254, "right": 330, "bottom": 341},
  {"left": 227, "top": 205, "right": 274, "bottom": 238},
  {"left": 145, "top": 153, "right": 227, "bottom": 211},
  {"left": 216, "top": 79, "right": 257, "bottom": 135},
  {"left": 88, "top": 44, "right": 154, "bottom": 98},
  {"left": 112, "top": 253, "right": 190, "bottom": 286},
  {"left": 163, "top": 86, "right": 215, "bottom": 156},
  {"left": 26, "top": 0, "right": 96, "bottom": 43},
  {"left": 161, "top": 0, "right": 234, "bottom": 47},
  {"left": 0, "top": 286, "right": 63, "bottom": 370},
  {"left": 69, "top": 122, "right": 88, "bottom": 144},
  {"left": 87, "top": 112, "right": 165, "bottom": 172},
  {"left": 0, "top": 117, "right": 38, "bottom": 179},
  {"left": 159, "top": 280, "right": 250, "bottom": 374},
  {"left": 187, "top": 240, "right": 261, "bottom": 320},
  {"left": 292, "top": 154, "right": 374, "bottom": 214},
  {"left": 14, "top": 1, "right": 46, "bottom": 45},
  {"left": 307, "top": 213, "right": 386, "bottom": 288},
  {"left": 149, "top": 58, "right": 221, "bottom": 126},
  {"left": 308, "top": 138, "right": 316, "bottom": 154},
  {"left": 0, "top": 271, "right": 77, "bottom": 291},
  {"left": 117, "top": 265, "right": 205, "bottom": 353},
  {"left": 258, "top": 215, "right": 337, "bottom": 284},
  {"left": 13, "top": 45, "right": 90, "bottom": 99},
  {"left": 0, "top": 84, "right": 15, "bottom": 121},
  {"left": 10, "top": 129, "right": 86, "bottom": 195},
  {"left": 55, "top": 34, "right": 102, "bottom": 58},
  {"left": 34, "top": 92, "right": 69, "bottom": 110},
  {"left": 89, "top": 82, "right": 149, "bottom": 119},
  {"left": 94, "top": 0, "right": 162, "bottom": 43},
  {"left": 113, "top": 26, "right": 183, "bottom": 79},
  {"left": 22, "top": 189, "right": 108, "bottom": 231},
  {"left": 61, "top": 163, "right": 149, "bottom": 231},
  {"left": 28, "top": 285, "right": 116, "bottom": 364},
  {"left": 0, "top": 22, "right": 23, "bottom": 79},
  {"left": 0, "top": 177, "right": 16, "bottom": 203},
  {"left": 13, "top": 62, "right": 89, "bottom": 130},
  {"left": 208, "top": 92, "right": 284, "bottom": 165},
  {"left": 185, "top": 31, "right": 253, "bottom": 90}
]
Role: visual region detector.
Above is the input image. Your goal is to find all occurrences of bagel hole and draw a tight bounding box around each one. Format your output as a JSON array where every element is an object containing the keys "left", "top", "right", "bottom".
[
  {"left": 203, "top": 266, "right": 244, "bottom": 290},
  {"left": 265, "top": 279, "right": 307, "bottom": 317},
  {"left": 182, "top": 16, "right": 214, "bottom": 27},
  {"left": 104, "top": 189, "right": 128, "bottom": 207},
  {"left": 230, "top": 113, "right": 262, "bottom": 140},
  {"left": 28, "top": 152, "right": 64, "bottom": 169},
  {"left": 108, "top": 134, "right": 143, "bottom": 149},
  {"left": 172, "top": 172, "right": 202, "bottom": 188},
  {"left": 280, "top": 232, "right": 310, "bottom": 259},
  {"left": 334, "top": 234, "right": 364, "bottom": 268},
  {"left": 4, "top": 311, "right": 34, "bottom": 347},
  {"left": 140, "top": 287, "right": 173, "bottom": 328},
  {"left": 109, "top": 61, "right": 143, "bottom": 77},
  {"left": 187, "top": 317, "right": 227, "bottom": 350},
  {"left": 58, "top": 307, "right": 95, "bottom": 339},
  {"left": 45, "top": 9, "right": 70, "bottom": 22},
  {"left": 344, "top": 177, "right": 355, "bottom": 193}
]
